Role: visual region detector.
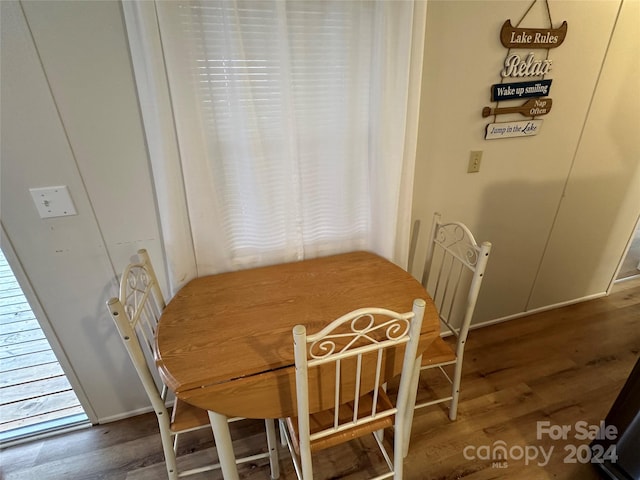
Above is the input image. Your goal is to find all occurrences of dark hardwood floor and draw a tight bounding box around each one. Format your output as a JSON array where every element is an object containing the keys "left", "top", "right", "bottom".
[{"left": 1, "top": 278, "right": 638, "bottom": 480}]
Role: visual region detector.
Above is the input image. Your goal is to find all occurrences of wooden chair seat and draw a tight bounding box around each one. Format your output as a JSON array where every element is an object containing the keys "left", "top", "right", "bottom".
[
  {"left": 285, "top": 388, "right": 394, "bottom": 455},
  {"left": 170, "top": 398, "right": 211, "bottom": 432},
  {"left": 420, "top": 336, "right": 456, "bottom": 367}
]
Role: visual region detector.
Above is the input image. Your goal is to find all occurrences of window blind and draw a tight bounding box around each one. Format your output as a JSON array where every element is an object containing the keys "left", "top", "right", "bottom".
[{"left": 152, "top": 0, "right": 414, "bottom": 273}]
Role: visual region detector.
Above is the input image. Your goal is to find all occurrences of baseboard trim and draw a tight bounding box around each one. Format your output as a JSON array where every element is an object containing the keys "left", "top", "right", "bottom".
[
  {"left": 614, "top": 273, "right": 640, "bottom": 283},
  {"left": 97, "top": 405, "right": 156, "bottom": 424},
  {"left": 468, "top": 291, "right": 608, "bottom": 332},
  {"left": 97, "top": 399, "right": 179, "bottom": 425}
]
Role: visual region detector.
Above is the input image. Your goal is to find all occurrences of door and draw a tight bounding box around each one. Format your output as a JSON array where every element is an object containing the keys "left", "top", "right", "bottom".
[{"left": 615, "top": 216, "right": 640, "bottom": 281}]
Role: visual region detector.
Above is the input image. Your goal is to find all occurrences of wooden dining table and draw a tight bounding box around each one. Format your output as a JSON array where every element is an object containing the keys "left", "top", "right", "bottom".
[{"left": 155, "top": 251, "right": 439, "bottom": 479}]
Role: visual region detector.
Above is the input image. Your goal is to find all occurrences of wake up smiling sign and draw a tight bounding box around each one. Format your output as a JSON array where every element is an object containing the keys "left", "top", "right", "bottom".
[{"left": 484, "top": 19, "right": 567, "bottom": 140}]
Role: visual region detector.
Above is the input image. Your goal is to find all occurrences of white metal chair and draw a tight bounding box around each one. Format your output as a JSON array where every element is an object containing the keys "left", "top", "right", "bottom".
[
  {"left": 413, "top": 213, "right": 491, "bottom": 420},
  {"left": 106, "top": 249, "right": 279, "bottom": 480},
  {"left": 280, "top": 299, "right": 426, "bottom": 480}
]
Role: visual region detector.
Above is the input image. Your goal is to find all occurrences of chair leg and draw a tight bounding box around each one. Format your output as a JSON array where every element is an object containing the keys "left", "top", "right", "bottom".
[
  {"left": 158, "top": 421, "right": 179, "bottom": 480},
  {"left": 300, "top": 441, "right": 313, "bottom": 480},
  {"left": 402, "top": 357, "right": 422, "bottom": 457},
  {"left": 279, "top": 419, "right": 287, "bottom": 447},
  {"left": 279, "top": 419, "right": 304, "bottom": 480},
  {"left": 393, "top": 414, "right": 405, "bottom": 479},
  {"left": 265, "top": 419, "right": 280, "bottom": 479},
  {"left": 301, "top": 458, "right": 313, "bottom": 479},
  {"left": 449, "top": 361, "right": 463, "bottom": 421}
]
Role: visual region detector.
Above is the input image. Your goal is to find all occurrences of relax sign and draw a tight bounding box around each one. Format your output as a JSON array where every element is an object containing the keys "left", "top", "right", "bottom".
[{"left": 502, "top": 53, "right": 552, "bottom": 78}]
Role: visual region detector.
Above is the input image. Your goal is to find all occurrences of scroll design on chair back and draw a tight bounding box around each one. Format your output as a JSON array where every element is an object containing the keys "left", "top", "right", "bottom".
[
  {"left": 432, "top": 221, "right": 481, "bottom": 271},
  {"left": 308, "top": 311, "right": 411, "bottom": 359},
  {"left": 118, "top": 253, "right": 165, "bottom": 361}
]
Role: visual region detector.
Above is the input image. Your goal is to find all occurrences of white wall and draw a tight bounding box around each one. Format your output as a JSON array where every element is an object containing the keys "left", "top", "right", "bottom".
[
  {"left": 1, "top": 0, "right": 638, "bottom": 422},
  {"left": 412, "top": 0, "right": 640, "bottom": 324},
  {"left": 0, "top": 0, "right": 165, "bottom": 421},
  {"left": 529, "top": 0, "right": 640, "bottom": 308}
]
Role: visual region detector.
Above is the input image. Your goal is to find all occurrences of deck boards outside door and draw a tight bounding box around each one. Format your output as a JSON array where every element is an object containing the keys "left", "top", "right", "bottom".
[{"left": 0, "top": 250, "right": 86, "bottom": 439}]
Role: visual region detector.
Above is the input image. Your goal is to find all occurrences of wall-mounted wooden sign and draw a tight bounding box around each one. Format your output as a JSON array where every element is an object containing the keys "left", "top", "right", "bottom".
[
  {"left": 491, "top": 79, "right": 552, "bottom": 101},
  {"left": 484, "top": 120, "right": 542, "bottom": 140},
  {"left": 482, "top": 5, "right": 567, "bottom": 140},
  {"left": 500, "top": 20, "right": 568, "bottom": 48},
  {"left": 483, "top": 98, "right": 552, "bottom": 118},
  {"left": 485, "top": 120, "right": 543, "bottom": 139},
  {"left": 502, "top": 53, "right": 552, "bottom": 77}
]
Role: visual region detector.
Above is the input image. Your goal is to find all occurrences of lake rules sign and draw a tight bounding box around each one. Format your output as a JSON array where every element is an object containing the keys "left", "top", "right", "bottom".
[{"left": 485, "top": 120, "right": 543, "bottom": 140}]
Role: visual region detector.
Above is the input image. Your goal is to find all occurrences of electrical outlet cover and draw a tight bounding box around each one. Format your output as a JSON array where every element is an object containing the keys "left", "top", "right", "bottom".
[{"left": 29, "top": 186, "right": 77, "bottom": 218}]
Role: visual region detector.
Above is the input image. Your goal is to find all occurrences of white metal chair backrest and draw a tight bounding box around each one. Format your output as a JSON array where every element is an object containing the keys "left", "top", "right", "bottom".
[
  {"left": 422, "top": 213, "right": 491, "bottom": 353},
  {"left": 107, "top": 249, "right": 168, "bottom": 413},
  {"left": 293, "top": 299, "right": 425, "bottom": 479},
  {"left": 107, "top": 250, "right": 281, "bottom": 480}
]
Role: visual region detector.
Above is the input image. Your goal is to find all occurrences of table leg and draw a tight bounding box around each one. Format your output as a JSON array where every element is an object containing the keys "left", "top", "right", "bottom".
[
  {"left": 402, "top": 355, "right": 422, "bottom": 458},
  {"left": 207, "top": 410, "right": 240, "bottom": 480}
]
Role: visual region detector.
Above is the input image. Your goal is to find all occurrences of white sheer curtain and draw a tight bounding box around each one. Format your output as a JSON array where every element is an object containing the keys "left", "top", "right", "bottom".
[{"left": 124, "top": 1, "right": 426, "bottom": 293}]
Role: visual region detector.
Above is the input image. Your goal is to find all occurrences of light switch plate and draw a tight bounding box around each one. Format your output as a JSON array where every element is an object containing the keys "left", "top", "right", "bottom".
[
  {"left": 468, "top": 151, "right": 483, "bottom": 173},
  {"left": 29, "top": 186, "right": 77, "bottom": 218}
]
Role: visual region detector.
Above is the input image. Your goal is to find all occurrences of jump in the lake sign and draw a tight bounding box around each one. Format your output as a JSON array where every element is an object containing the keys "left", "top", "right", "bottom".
[
  {"left": 484, "top": 11, "right": 567, "bottom": 140},
  {"left": 486, "top": 120, "right": 543, "bottom": 139}
]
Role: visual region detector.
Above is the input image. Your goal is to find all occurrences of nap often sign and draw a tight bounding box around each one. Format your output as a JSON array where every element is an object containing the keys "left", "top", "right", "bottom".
[{"left": 482, "top": 98, "right": 552, "bottom": 118}]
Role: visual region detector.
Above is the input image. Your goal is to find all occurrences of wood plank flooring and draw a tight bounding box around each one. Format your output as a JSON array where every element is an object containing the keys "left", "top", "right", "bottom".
[
  {"left": 1, "top": 278, "right": 638, "bottom": 480},
  {"left": 0, "top": 251, "right": 86, "bottom": 436}
]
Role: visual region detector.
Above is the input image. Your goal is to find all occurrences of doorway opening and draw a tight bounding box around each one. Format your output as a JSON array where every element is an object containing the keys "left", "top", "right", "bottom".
[
  {"left": 0, "top": 248, "right": 88, "bottom": 446},
  {"left": 616, "top": 223, "right": 640, "bottom": 281}
]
